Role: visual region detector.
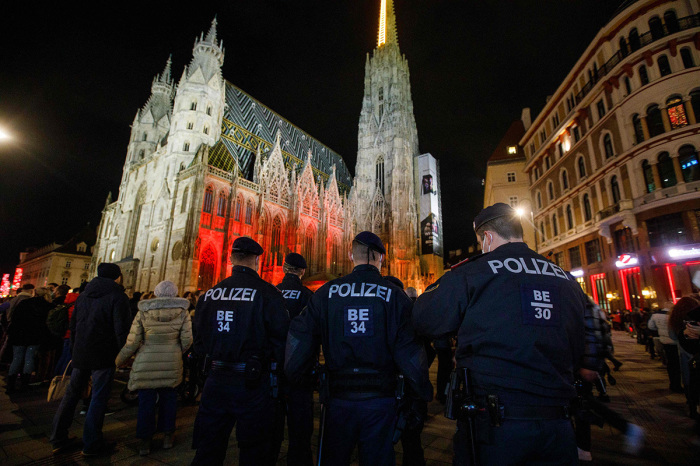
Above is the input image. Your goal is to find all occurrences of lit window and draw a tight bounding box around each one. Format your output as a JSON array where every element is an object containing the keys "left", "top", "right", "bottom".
[
  {"left": 507, "top": 146, "right": 517, "bottom": 155},
  {"left": 203, "top": 186, "right": 213, "bottom": 213},
  {"left": 666, "top": 96, "right": 688, "bottom": 129},
  {"left": 507, "top": 172, "right": 516, "bottom": 183}
]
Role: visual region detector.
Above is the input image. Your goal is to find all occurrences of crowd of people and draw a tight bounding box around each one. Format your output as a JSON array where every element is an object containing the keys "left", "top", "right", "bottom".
[{"left": 0, "top": 202, "right": 699, "bottom": 465}]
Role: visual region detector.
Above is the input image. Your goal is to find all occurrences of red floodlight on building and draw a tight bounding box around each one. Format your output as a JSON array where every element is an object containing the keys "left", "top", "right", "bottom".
[{"left": 11, "top": 267, "right": 23, "bottom": 290}]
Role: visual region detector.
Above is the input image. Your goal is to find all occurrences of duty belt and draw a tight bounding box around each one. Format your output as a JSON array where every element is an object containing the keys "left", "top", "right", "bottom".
[
  {"left": 329, "top": 368, "right": 396, "bottom": 397},
  {"left": 502, "top": 404, "right": 570, "bottom": 420},
  {"left": 210, "top": 360, "right": 247, "bottom": 374}
]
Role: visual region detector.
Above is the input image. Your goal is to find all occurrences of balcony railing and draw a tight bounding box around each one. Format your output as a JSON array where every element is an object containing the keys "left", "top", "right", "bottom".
[
  {"left": 574, "top": 13, "right": 700, "bottom": 106},
  {"left": 596, "top": 199, "right": 633, "bottom": 222}
]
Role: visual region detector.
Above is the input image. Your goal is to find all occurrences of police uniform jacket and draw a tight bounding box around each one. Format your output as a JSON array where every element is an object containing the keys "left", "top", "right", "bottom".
[
  {"left": 285, "top": 264, "right": 432, "bottom": 401},
  {"left": 412, "top": 242, "right": 586, "bottom": 406},
  {"left": 277, "top": 273, "right": 313, "bottom": 319},
  {"left": 194, "top": 265, "right": 290, "bottom": 366}
]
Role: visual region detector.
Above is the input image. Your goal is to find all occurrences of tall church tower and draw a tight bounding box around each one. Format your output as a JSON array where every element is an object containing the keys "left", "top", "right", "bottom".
[
  {"left": 355, "top": 0, "right": 420, "bottom": 284},
  {"left": 168, "top": 17, "right": 225, "bottom": 176}
]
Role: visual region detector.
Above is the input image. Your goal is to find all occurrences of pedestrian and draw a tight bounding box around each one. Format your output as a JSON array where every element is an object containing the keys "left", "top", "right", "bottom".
[
  {"left": 191, "top": 237, "right": 289, "bottom": 465},
  {"left": 285, "top": 231, "right": 432, "bottom": 466},
  {"left": 51, "top": 290, "right": 79, "bottom": 376},
  {"left": 5, "top": 287, "right": 53, "bottom": 392},
  {"left": 648, "top": 304, "right": 683, "bottom": 393},
  {"left": 6, "top": 283, "right": 35, "bottom": 324},
  {"left": 49, "top": 263, "right": 131, "bottom": 456},
  {"left": 669, "top": 295, "right": 700, "bottom": 419},
  {"left": 116, "top": 280, "right": 193, "bottom": 455},
  {"left": 272, "top": 252, "right": 315, "bottom": 466},
  {"left": 411, "top": 203, "right": 622, "bottom": 465}
]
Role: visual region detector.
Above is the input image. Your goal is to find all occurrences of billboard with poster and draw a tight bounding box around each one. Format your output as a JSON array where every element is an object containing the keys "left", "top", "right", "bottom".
[{"left": 417, "top": 153, "right": 443, "bottom": 256}]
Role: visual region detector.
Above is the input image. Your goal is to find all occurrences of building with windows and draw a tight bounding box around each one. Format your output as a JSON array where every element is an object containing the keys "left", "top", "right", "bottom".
[
  {"left": 92, "top": 1, "right": 444, "bottom": 294},
  {"left": 483, "top": 109, "right": 536, "bottom": 248},
  {"left": 521, "top": 0, "right": 700, "bottom": 312},
  {"left": 17, "top": 226, "right": 96, "bottom": 290}
]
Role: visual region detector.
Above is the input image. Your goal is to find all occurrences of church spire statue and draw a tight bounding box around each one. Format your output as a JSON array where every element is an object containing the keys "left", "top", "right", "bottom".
[{"left": 377, "top": 0, "right": 398, "bottom": 48}]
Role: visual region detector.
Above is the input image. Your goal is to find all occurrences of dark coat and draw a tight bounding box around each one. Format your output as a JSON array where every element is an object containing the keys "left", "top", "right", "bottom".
[
  {"left": 70, "top": 277, "right": 131, "bottom": 370},
  {"left": 7, "top": 297, "right": 52, "bottom": 346}
]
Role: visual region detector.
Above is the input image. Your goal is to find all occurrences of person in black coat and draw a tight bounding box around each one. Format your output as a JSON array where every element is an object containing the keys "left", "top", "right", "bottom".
[
  {"left": 49, "top": 263, "right": 131, "bottom": 456},
  {"left": 5, "top": 287, "right": 53, "bottom": 392}
]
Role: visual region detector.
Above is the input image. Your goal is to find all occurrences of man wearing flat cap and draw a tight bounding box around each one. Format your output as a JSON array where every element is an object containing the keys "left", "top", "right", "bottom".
[
  {"left": 285, "top": 231, "right": 432, "bottom": 465},
  {"left": 412, "top": 203, "right": 602, "bottom": 465},
  {"left": 272, "top": 252, "right": 315, "bottom": 465},
  {"left": 192, "top": 236, "right": 289, "bottom": 465},
  {"left": 50, "top": 262, "right": 131, "bottom": 456}
]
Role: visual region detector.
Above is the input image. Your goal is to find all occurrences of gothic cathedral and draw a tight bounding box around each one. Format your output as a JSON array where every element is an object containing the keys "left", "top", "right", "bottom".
[{"left": 92, "top": 1, "right": 444, "bottom": 293}]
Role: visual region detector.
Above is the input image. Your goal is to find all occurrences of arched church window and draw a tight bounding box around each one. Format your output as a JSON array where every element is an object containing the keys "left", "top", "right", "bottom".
[
  {"left": 304, "top": 225, "right": 315, "bottom": 271},
  {"left": 203, "top": 186, "right": 213, "bottom": 213},
  {"left": 181, "top": 187, "right": 189, "bottom": 214},
  {"left": 183, "top": 142, "right": 190, "bottom": 152},
  {"left": 269, "top": 216, "right": 283, "bottom": 267},
  {"left": 142, "top": 133, "right": 147, "bottom": 141},
  {"left": 245, "top": 200, "right": 253, "bottom": 225},
  {"left": 378, "top": 87, "right": 384, "bottom": 120},
  {"left": 235, "top": 196, "right": 242, "bottom": 221},
  {"left": 217, "top": 192, "right": 226, "bottom": 217},
  {"left": 207, "top": 106, "right": 212, "bottom": 116},
  {"left": 376, "top": 156, "right": 385, "bottom": 195},
  {"left": 190, "top": 101, "right": 197, "bottom": 111},
  {"left": 139, "top": 150, "right": 145, "bottom": 160},
  {"left": 198, "top": 245, "right": 217, "bottom": 290}
]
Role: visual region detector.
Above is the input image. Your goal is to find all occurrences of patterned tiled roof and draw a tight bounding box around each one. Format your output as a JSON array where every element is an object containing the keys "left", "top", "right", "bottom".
[{"left": 218, "top": 82, "right": 353, "bottom": 192}]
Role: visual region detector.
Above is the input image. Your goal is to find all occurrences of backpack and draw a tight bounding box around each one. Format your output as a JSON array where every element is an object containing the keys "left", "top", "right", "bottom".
[{"left": 47, "top": 303, "right": 71, "bottom": 338}]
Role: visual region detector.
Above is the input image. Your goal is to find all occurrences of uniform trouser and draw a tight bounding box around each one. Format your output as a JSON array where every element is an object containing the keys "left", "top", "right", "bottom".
[
  {"left": 272, "top": 385, "right": 314, "bottom": 466},
  {"left": 454, "top": 417, "right": 577, "bottom": 466},
  {"left": 191, "top": 372, "right": 275, "bottom": 466},
  {"left": 322, "top": 396, "right": 396, "bottom": 466},
  {"left": 401, "top": 423, "right": 426, "bottom": 466}
]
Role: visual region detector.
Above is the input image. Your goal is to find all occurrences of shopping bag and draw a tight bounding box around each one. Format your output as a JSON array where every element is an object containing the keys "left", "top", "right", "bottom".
[{"left": 47, "top": 361, "right": 72, "bottom": 402}]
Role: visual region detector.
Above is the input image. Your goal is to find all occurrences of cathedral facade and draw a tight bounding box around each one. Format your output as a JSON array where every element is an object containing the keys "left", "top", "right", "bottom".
[{"left": 92, "top": 1, "right": 443, "bottom": 293}]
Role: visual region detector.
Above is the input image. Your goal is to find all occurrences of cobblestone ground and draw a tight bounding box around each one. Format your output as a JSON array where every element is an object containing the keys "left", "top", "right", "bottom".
[{"left": 1, "top": 331, "right": 698, "bottom": 465}]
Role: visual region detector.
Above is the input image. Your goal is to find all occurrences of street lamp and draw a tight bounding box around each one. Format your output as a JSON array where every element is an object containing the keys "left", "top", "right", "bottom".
[{"left": 0, "top": 127, "right": 11, "bottom": 141}]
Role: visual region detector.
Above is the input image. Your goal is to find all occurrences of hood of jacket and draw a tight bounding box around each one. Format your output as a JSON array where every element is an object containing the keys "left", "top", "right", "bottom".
[
  {"left": 137, "top": 297, "right": 189, "bottom": 323},
  {"left": 82, "top": 277, "right": 124, "bottom": 298}
]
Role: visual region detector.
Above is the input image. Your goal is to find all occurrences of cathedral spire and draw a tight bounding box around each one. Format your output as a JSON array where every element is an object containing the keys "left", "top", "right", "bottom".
[
  {"left": 377, "top": 0, "right": 398, "bottom": 48},
  {"left": 205, "top": 16, "right": 218, "bottom": 45},
  {"left": 159, "top": 55, "right": 172, "bottom": 84}
]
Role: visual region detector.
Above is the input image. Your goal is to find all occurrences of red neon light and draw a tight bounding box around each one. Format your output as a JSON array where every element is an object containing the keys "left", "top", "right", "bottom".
[
  {"left": 11, "top": 268, "right": 23, "bottom": 290},
  {"left": 665, "top": 264, "right": 678, "bottom": 304},
  {"left": 686, "top": 261, "right": 700, "bottom": 266},
  {"left": 590, "top": 273, "right": 605, "bottom": 306},
  {"left": 618, "top": 267, "right": 640, "bottom": 311}
]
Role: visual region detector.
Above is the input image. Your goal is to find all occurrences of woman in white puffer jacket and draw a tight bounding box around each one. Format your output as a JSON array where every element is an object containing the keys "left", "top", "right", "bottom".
[{"left": 116, "top": 280, "right": 192, "bottom": 456}]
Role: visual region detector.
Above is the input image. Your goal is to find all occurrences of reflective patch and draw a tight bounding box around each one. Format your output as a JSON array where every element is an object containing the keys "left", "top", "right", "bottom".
[
  {"left": 216, "top": 309, "right": 235, "bottom": 333},
  {"left": 520, "top": 284, "right": 560, "bottom": 327},
  {"left": 344, "top": 306, "right": 374, "bottom": 336}
]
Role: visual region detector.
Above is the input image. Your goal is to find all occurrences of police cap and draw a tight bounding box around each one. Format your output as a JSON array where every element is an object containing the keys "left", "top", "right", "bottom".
[
  {"left": 353, "top": 231, "right": 386, "bottom": 254},
  {"left": 285, "top": 252, "right": 307, "bottom": 269},
  {"left": 473, "top": 202, "right": 516, "bottom": 232},
  {"left": 231, "top": 236, "right": 263, "bottom": 256}
]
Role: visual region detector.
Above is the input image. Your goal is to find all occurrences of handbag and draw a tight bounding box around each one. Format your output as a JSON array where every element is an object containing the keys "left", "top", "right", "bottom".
[{"left": 47, "top": 361, "right": 72, "bottom": 402}]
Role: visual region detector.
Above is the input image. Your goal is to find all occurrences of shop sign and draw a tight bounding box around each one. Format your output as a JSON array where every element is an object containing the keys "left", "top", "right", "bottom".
[{"left": 615, "top": 253, "right": 638, "bottom": 268}]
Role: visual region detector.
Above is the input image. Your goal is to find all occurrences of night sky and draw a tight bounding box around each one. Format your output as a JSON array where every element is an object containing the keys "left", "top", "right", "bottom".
[{"left": 0, "top": 0, "right": 624, "bottom": 274}]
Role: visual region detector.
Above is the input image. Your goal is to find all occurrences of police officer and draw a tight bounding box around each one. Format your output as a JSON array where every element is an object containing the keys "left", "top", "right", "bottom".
[
  {"left": 285, "top": 231, "right": 432, "bottom": 466},
  {"left": 273, "top": 253, "right": 315, "bottom": 466},
  {"left": 412, "top": 203, "right": 601, "bottom": 465},
  {"left": 191, "top": 237, "right": 290, "bottom": 466}
]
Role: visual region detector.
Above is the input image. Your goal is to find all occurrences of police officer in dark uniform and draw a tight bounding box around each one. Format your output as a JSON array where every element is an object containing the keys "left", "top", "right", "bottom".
[
  {"left": 412, "top": 203, "right": 601, "bottom": 465},
  {"left": 273, "top": 253, "right": 315, "bottom": 466},
  {"left": 191, "top": 237, "right": 290, "bottom": 466},
  {"left": 285, "top": 231, "right": 432, "bottom": 466}
]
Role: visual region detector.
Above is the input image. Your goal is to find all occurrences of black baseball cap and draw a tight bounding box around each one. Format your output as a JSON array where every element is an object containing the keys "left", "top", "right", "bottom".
[
  {"left": 353, "top": 231, "right": 386, "bottom": 254},
  {"left": 285, "top": 253, "right": 307, "bottom": 269},
  {"left": 231, "top": 237, "right": 263, "bottom": 256},
  {"left": 473, "top": 203, "right": 517, "bottom": 232}
]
